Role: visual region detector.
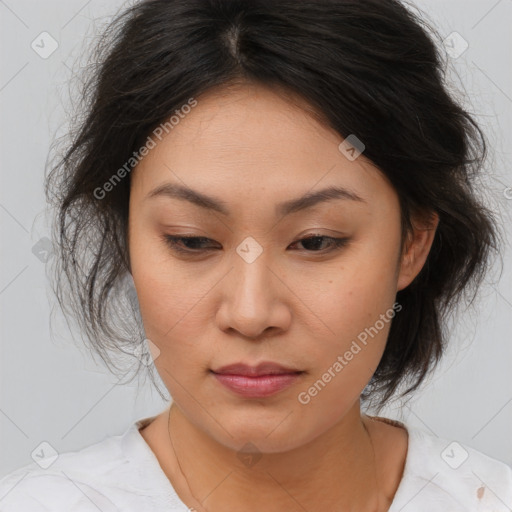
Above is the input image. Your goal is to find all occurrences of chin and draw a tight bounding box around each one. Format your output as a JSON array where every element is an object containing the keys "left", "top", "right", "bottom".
[{"left": 207, "top": 410, "right": 313, "bottom": 454}]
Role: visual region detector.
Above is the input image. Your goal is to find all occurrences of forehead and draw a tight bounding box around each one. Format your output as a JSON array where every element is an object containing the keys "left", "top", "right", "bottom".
[{"left": 131, "top": 83, "right": 395, "bottom": 215}]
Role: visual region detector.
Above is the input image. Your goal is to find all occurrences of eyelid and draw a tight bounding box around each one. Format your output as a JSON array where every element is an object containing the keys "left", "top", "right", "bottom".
[
  {"left": 162, "top": 234, "right": 219, "bottom": 253},
  {"left": 161, "top": 233, "right": 350, "bottom": 255}
]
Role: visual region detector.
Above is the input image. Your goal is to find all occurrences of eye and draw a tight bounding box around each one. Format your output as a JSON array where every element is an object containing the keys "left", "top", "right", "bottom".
[
  {"left": 162, "top": 234, "right": 349, "bottom": 255},
  {"left": 289, "top": 234, "right": 349, "bottom": 253},
  {"left": 162, "top": 235, "right": 219, "bottom": 254}
]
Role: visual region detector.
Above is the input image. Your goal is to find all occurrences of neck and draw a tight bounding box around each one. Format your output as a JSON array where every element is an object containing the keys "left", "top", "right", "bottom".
[{"left": 166, "top": 402, "right": 383, "bottom": 512}]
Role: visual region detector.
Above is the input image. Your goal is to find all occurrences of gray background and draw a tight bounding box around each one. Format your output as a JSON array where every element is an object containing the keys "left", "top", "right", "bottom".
[{"left": 1, "top": 0, "right": 511, "bottom": 481}]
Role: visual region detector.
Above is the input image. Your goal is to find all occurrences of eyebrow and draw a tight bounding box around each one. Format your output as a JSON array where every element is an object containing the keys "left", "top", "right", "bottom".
[{"left": 146, "top": 182, "right": 365, "bottom": 217}]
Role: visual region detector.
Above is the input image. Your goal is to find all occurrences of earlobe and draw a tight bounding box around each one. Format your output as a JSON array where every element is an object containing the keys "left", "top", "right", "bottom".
[{"left": 396, "top": 212, "right": 439, "bottom": 292}]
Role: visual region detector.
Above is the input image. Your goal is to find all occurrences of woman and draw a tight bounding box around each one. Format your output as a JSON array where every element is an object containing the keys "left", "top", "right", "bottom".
[{"left": 1, "top": 0, "right": 511, "bottom": 510}]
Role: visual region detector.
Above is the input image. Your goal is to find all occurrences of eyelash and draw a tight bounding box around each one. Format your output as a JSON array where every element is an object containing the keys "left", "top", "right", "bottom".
[{"left": 161, "top": 234, "right": 349, "bottom": 256}]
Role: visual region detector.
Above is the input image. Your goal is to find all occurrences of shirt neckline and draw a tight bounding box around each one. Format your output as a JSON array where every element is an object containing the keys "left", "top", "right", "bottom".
[{"left": 122, "top": 414, "right": 420, "bottom": 510}]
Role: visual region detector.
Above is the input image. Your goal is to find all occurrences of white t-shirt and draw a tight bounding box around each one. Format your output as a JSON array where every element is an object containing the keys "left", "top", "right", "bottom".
[{"left": 0, "top": 415, "right": 511, "bottom": 511}]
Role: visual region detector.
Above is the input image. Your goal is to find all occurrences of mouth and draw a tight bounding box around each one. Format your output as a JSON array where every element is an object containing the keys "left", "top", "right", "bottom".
[
  {"left": 210, "top": 362, "right": 305, "bottom": 398},
  {"left": 212, "top": 361, "right": 303, "bottom": 376}
]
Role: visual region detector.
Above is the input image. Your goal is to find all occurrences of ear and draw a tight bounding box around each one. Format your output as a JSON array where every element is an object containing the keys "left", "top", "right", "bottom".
[{"left": 396, "top": 212, "right": 439, "bottom": 292}]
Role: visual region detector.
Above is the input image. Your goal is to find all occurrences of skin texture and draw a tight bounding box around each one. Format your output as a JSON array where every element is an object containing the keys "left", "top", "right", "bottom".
[{"left": 128, "top": 82, "right": 438, "bottom": 511}]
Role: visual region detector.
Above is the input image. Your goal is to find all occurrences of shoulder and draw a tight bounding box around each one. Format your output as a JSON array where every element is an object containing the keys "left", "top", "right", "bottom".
[
  {"left": 388, "top": 419, "right": 512, "bottom": 511},
  {"left": 0, "top": 428, "right": 136, "bottom": 511}
]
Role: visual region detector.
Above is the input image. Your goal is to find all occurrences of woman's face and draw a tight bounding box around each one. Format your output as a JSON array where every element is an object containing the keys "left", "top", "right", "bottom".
[{"left": 128, "top": 83, "right": 422, "bottom": 453}]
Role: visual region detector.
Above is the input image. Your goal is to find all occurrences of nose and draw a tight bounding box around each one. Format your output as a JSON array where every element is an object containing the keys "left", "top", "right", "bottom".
[{"left": 215, "top": 251, "right": 292, "bottom": 340}]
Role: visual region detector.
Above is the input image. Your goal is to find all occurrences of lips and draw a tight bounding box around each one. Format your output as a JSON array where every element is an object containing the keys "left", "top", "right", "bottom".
[
  {"left": 211, "top": 362, "right": 304, "bottom": 398},
  {"left": 211, "top": 361, "right": 303, "bottom": 377}
]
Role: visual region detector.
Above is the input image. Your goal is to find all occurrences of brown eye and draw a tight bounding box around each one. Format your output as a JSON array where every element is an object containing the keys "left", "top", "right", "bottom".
[
  {"left": 161, "top": 234, "right": 349, "bottom": 256},
  {"left": 162, "top": 235, "right": 219, "bottom": 254},
  {"left": 290, "top": 235, "right": 349, "bottom": 253}
]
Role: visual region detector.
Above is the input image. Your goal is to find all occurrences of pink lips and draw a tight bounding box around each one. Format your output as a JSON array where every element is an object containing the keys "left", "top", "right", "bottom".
[{"left": 211, "top": 362, "right": 303, "bottom": 398}]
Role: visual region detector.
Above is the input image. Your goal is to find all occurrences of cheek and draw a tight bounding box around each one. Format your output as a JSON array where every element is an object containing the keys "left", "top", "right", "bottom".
[
  {"left": 294, "top": 300, "right": 395, "bottom": 433},
  {"left": 297, "top": 233, "right": 401, "bottom": 402},
  {"left": 129, "top": 228, "right": 210, "bottom": 370},
  {"left": 133, "top": 265, "right": 214, "bottom": 404},
  {"left": 317, "top": 239, "right": 400, "bottom": 346}
]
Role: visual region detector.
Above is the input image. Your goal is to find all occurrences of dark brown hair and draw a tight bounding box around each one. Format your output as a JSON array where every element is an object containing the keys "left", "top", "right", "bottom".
[{"left": 46, "top": 0, "right": 501, "bottom": 410}]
